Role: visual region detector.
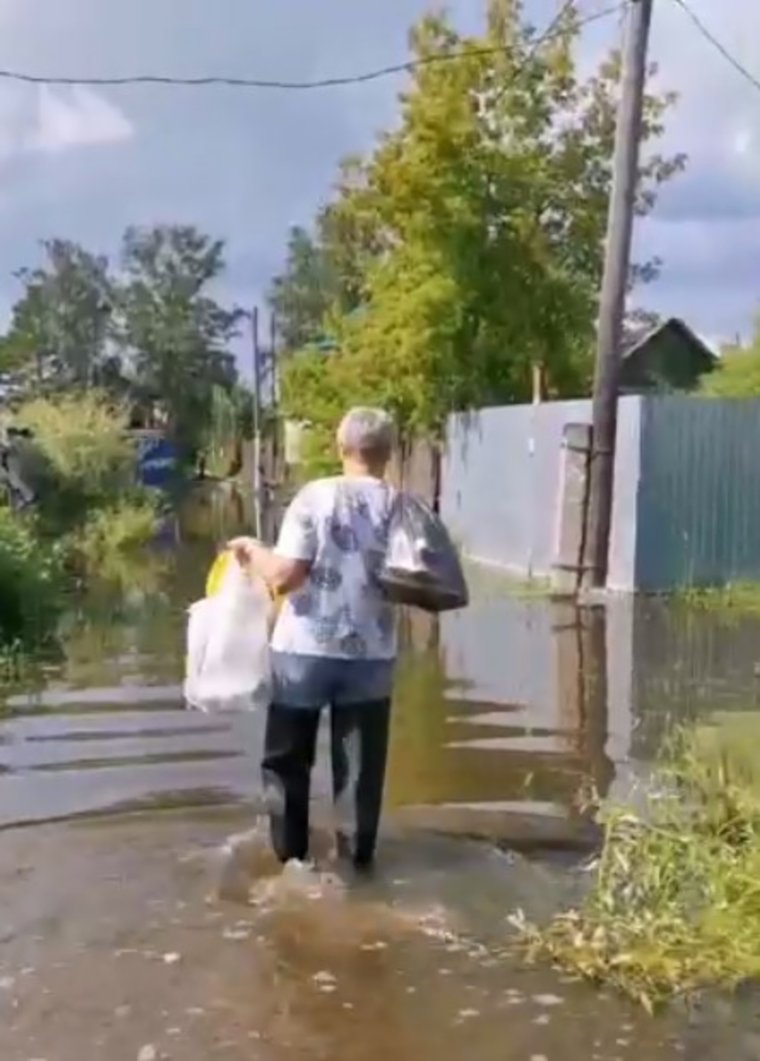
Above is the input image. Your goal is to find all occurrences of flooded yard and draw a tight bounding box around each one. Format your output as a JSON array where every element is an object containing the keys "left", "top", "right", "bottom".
[{"left": 3, "top": 504, "right": 760, "bottom": 1059}]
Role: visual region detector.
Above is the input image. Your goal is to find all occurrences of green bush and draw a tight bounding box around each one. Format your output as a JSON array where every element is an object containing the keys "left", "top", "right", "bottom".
[
  {"left": 64, "top": 494, "right": 162, "bottom": 593},
  {"left": 15, "top": 391, "right": 138, "bottom": 531},
  {"left": 0, "top": 506, "right": 62, "bottom": 647},
  {"left": 0, "top": 393, "right": 163, "bottom": 658},
  {"left": 78, "top": 497, "right": 158, "bottom": 556}
]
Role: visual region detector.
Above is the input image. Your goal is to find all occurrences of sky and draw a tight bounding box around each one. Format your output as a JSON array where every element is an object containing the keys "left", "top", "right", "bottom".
[{"left": 0, "top": 0, "right": 756, "bottom": 370}]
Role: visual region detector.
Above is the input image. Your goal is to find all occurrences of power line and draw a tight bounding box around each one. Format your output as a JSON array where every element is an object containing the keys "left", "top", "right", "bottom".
[
  {"left": 533, "top": 0, "right": 580, "bottom": 49},
  {"left": 490, "top": 0, "right": 597, "bottom": 104},
  {"left": 0, "top": 4, "right": 623, "bottom": 91},
  {"left": 672, "top": 0, "right": 760, "bottom": 94}
]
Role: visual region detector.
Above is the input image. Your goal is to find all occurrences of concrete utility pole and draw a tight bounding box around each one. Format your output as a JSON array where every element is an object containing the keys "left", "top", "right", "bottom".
[{"left": 582, "top": 0, "right": 654, "bottom": 589}]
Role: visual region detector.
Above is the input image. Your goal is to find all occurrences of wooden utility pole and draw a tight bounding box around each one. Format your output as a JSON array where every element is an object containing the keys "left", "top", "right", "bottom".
[
  {"left": 268, "top": 311, "right": 281, "bottom": 539},
  {"left": 269, "top": 311, "right": 279, "bottom": 410},
  {"left": 251, "top": 306, "right": 263, "bottom": 538},
  {"left": 582, "top": 0, "right": 654, "bottom": 589}
]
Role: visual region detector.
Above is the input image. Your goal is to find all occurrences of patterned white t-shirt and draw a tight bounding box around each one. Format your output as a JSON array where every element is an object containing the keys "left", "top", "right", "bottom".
[{"left": 271, "top": 476, "right": 397, "bottom": 660}]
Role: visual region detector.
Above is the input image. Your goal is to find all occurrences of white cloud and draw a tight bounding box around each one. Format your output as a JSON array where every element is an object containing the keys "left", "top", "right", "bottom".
[
  {"left": 0, "top": 84, "right": 133, "bottom": 162},
  {"left": 0, "top": 0, "right": 754, "bottom": 341},
  {"left": 24, "top": 86, "right": 133, "bottom": 154},
  {"left": 633, "top": 0, "right": 760, "bottom": 336}
]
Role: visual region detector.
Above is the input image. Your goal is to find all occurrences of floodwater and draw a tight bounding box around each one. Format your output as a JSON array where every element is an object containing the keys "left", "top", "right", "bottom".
[{"left": 3, "top": 491, "right": 760, "bottom": 1059}]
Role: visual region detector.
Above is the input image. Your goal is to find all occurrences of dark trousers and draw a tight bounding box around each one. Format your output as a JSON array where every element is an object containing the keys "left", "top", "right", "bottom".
[{"left": 261, "top": 699, "right": 391, "bottom": 867}]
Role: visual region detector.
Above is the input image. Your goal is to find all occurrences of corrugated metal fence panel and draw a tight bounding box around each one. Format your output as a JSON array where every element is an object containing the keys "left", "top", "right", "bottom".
[
  {"left": 607, "top": 397, "right": 643, "bottom": 591},
  {"left": 441, "top": 399, "right": 640, "bottom": 580},
  {"left": 442, "top": 406, "right": 536, "bottom": 573},
  {"left": 637, "top": 397, "right": 760, "bottom": 590}
]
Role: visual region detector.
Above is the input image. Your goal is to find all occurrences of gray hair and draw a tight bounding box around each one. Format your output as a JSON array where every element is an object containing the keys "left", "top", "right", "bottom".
[{"left": 336, "top": 407, "right": 395, "bottom": 461}]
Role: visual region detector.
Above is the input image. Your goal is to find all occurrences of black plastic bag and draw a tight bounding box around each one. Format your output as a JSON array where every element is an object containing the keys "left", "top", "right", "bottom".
[{"left": 379, "top": 493, "right": 469, "bottom": 613}]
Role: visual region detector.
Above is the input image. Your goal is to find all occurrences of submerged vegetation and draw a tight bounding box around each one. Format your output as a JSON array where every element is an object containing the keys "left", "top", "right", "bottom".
[
  {"left": 0, "top": 391, "right": 160, "bottom": 654},
  {"left": 70, "top": 497, "right": 163, "bottom": 591},
  {"left": 520, "top": 717, "right": 760, "bottom": 1011}
]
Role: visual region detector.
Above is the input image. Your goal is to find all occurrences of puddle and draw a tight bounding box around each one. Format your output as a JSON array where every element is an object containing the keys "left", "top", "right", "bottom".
[{"left": 1, "top": 504, "right": 760, "bottom": 1058}]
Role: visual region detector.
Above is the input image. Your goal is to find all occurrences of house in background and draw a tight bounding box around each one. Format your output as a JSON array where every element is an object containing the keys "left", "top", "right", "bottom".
[{"left": 619, "top": 317, "right": 717, "bottom": 395}]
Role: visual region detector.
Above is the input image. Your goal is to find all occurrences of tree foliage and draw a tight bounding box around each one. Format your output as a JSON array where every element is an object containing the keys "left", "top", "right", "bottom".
[
  {"left": 3, "top": 240, "right": 113, "bottom": 387},
  {"left": 0, "top": 506, "right": 62, "bottom": 648},
  {"left": 15, "top": 391, "right": 137, "bottom": 530},
  {"left": 118, "top": 225, "right": 242, "bottom": 453},
  {"left": 268, "top": 179, "right": 377, "bottom": 351},
  {"left": 277, "top": 0, "right": 685, "bottom": 449},
  {"left": 268, "top": 227, "right": 340, "bottom": 351},
  {"left": 702, "top": 324, "right": 760, "bottom": 398},
  {"left": 0, "top": 226, "right": 243, "bottom": 457}
]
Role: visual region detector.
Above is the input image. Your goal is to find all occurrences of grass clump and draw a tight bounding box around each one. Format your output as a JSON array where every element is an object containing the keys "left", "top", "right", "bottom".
[
  {"left": 463, "top": 561, "right": 554, "bottom": 601},
  {"left": 677, "top": 582, "right": 760, "bottom": 617},
  {"left": 519, "top": 717, "right": 760, "bottom": 1011}
]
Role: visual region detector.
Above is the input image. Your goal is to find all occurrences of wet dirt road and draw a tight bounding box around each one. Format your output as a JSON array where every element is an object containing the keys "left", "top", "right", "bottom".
[
  {"left": 3, "top": 524, "right": 760, "bottom": 1059},
  {"left": 0, "top": 812, "right": 702, "bottom": 1061}
]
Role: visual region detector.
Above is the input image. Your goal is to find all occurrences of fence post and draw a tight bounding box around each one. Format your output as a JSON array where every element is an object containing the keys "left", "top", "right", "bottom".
[{"left": 552, "top": 423, "right": 592, "bottom": 594}]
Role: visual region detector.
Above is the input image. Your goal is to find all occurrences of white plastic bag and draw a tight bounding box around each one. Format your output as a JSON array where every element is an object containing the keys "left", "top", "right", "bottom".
[{"left": 183, "top": 556, "right": 273, "bottom": 713}]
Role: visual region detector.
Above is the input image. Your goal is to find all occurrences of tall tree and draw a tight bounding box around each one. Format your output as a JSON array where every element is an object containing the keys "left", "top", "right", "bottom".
[
  {"left": 702, "top": 319, "right": 760, "bottom": 398},
  {"left": 3, "top": 240, "right": 113, "bottom": 388},
  {"left": 281, "top": 0, "right": 685, "bottom": 445},
  {"left": 268, "top": 226, "right": 337, "bottom": 351},
  {"left": 268, "top": 167, "right": 381, "bottom": 352},
  {"left": 117, "top": 225, "right": 242, "bottom": 454}
]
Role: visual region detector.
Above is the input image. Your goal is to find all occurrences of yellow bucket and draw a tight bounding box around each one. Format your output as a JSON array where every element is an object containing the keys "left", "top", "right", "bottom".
[{"left": 206, "top": 550, "right": 233, "bottom": 597}]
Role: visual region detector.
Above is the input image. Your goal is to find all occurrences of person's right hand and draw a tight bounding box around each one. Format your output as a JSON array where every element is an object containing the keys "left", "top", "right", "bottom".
[{"left": 227, "top": 536, "right": 257, "bottom": 568}]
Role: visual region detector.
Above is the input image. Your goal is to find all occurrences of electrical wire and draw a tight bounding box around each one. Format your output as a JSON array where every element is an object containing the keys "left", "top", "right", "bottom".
[
  {"left": 533, "top": 0, "right": 591, "bottom": 55},
  {"left": 0, "top": 3, "right": 624, "bottom": 92},
  {"left": 672, "top": 0, "right": 760, "bottom": 95},
  {"left": 488, "top": 0, "right": 603, "bottom": 104}
]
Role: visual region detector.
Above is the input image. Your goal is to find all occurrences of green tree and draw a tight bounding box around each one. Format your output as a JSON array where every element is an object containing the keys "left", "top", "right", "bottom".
[
  {"left": 268, "top": 226, "right": 338, "bottom": 351},
  {"left": 280, "top": 0, "right": 685, "bottom": 450},
  {"left": 268, "top": 165, "right": 381, "bottom": 351},
  {"left": 702, "top": 323, "right": 760, "bottom": 398},
  {"left": 0, "top": 331, "right": 38, "bottom": 374},
  {"left": 2, "top": 240, "right": 114, "bottom": 389},
  {"left": 117, "top": 225, "right": 242, "bottom": 455},
  {"left": 623, "top": 307, "right": 662, "bottom": 350}
]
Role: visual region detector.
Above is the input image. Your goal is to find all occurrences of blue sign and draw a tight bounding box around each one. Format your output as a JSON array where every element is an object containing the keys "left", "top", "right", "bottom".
[{"left": 135, "top": 433, "right": 178, "bottom": 489}]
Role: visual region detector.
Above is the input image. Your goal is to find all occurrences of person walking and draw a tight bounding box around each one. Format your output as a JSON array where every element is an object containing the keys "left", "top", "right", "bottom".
[{"left": 231, "top": 407, "right": 397, "bottom": 870}]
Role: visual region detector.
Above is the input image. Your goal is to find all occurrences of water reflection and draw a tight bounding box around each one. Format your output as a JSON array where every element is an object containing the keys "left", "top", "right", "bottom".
[
  {"left": 3, "top": 488, "right": 760, "bottom": 1058},
  {"left": 2, "top": 517, "right": 760, "bottom": 840},
  {"left": 386, "top": 599, "right": 613, "bottom": 852}
]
